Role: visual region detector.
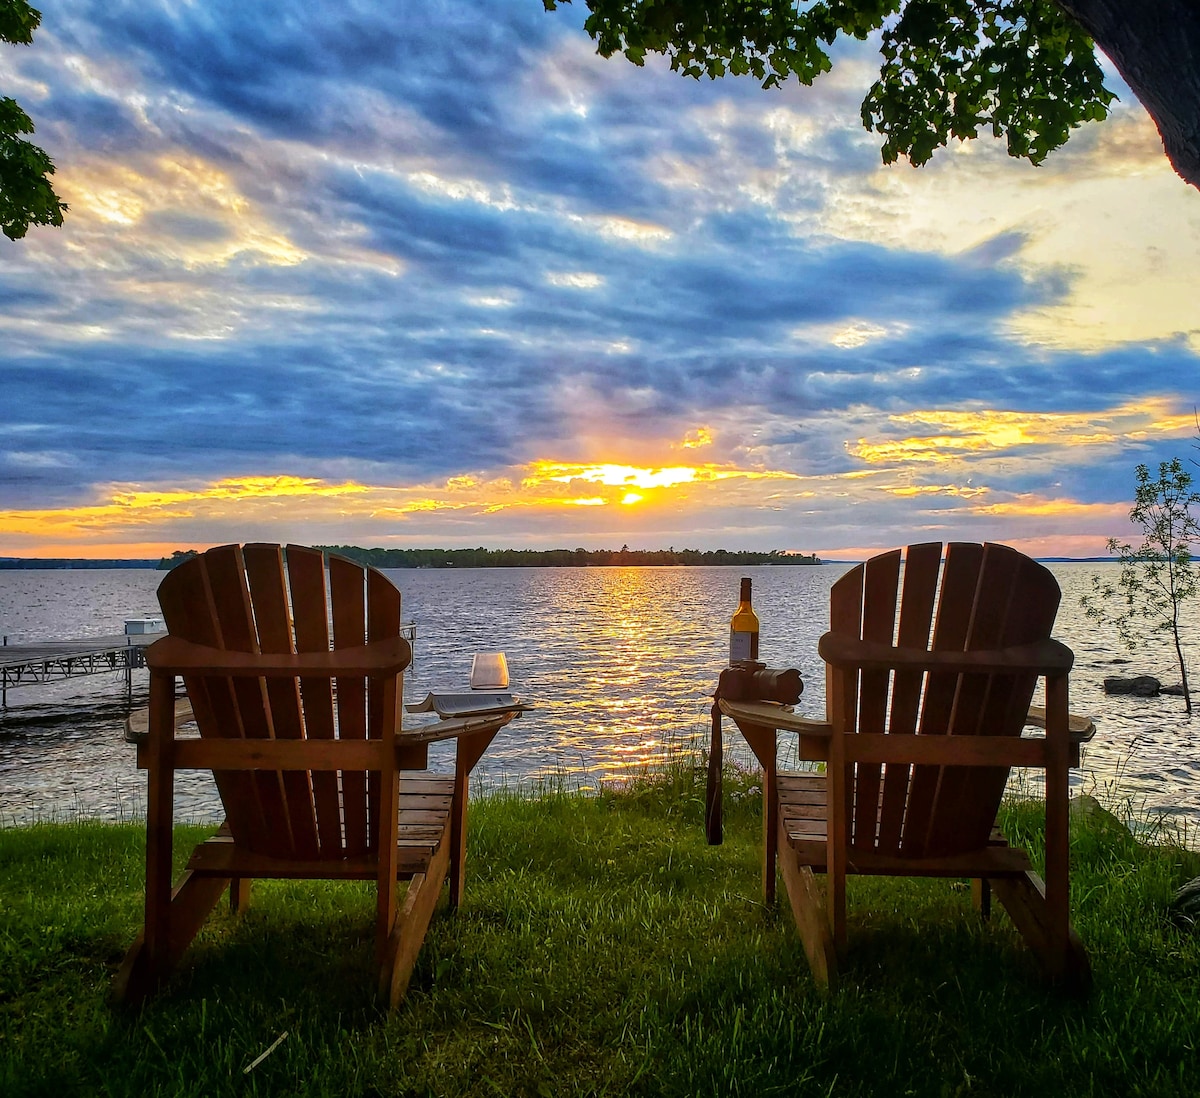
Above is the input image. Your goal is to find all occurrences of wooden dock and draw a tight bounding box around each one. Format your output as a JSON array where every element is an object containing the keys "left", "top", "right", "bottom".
[{"left": 0, "top": 633, "right": 162, "bottom": 705}]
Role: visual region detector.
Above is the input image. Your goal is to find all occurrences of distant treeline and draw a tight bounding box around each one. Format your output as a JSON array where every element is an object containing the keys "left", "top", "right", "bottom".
[
  {"left": 313, "top": 546, "right": 822, "bottom": 569},
  {"left": 0, "top": 557, "right": 160, "bottom": 570}
]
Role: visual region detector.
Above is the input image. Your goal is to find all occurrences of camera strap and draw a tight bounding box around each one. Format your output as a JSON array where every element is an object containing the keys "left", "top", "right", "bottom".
[{"left": 705, "top": 699, "right": 723, "bottom": 845}]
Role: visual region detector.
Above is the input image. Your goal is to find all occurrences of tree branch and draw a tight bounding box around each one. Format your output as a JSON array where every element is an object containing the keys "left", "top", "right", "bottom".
[{"left": 1055, "top": 0, "right": 1200, "bottom": 189}]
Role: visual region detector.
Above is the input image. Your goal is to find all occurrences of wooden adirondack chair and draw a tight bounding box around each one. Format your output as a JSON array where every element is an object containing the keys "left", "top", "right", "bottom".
[
  {"left": 719, "top": 542, "right": 1093, "bottom": 991},
  {"left": 114, "top": 544, "right": 519, "bottom": 1008}
]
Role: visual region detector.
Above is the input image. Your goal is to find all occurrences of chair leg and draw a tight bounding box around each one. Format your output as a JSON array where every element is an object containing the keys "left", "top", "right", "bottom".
[
  {"left": 230, "top": 877, "right": 252, "bottom": 914},
  {"left": 827, "top": 854, "right": 848, "bottom": 954},
  {"left": 448, "top": 729, "right": 495, "bottom": 910},
  {"left": 378, "top": 833, "right": 451, "bottom": 1010},
  {"left": 760, "top": 762, "right": 780, "bottom": 906},
  {"left": 972, "top": 878, "right": 992, "bottom": 921},
  {"left": 777, "top": 831, "right": 838, "bottom": 991},
  {"left": 113, "top": 871, "right": 230, "bottom": 1005},
  {"left": 449, "top": 768, "right": 468, "bottom": 910},
  {"left": 991, "top": 872, "right": 1091, "bottom": 992}
]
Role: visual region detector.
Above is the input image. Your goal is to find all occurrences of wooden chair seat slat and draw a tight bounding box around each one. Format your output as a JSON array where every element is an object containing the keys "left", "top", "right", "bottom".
[
  {"left": 781, "top": 805, "right": 828, "bottom": 824},
  {"left": 394, "top": 792, "right": 455, "bottom": 807},
  {"left": 398, "top": 776, "right": 456, "bottom": 794},
  {"left": 395, "top": 827, "right": 450, "bottom": 841},
  {"left": 785, "top": 822, "right": 827, "bottom": 840},
  {"left": 396, "top": 810, "right": 455, "bottom": 825},
  {"left": 780, "top": 796, "right": 825, "bottom": 810}
]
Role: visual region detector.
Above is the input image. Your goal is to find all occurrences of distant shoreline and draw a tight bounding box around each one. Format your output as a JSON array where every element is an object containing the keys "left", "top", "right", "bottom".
[
  {"left": 0, "top": 558, "right": 162, "bottom": 570},
  {"left": 0, "top": 553, "right": 1122, "bottom": 571},
  {"left": 1, "top": 547, "right": 824, "bottom": 571}
]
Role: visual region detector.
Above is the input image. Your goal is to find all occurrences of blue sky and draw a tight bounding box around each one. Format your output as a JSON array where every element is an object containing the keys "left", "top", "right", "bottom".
[{"left": 1, "top": 0, "right": 1197, "bottom": 558}]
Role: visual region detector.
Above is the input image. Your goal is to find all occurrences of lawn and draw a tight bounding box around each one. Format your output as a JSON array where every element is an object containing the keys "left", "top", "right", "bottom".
[{"left": 2, "top": 762, "right": 1198, "bottom": 1097}]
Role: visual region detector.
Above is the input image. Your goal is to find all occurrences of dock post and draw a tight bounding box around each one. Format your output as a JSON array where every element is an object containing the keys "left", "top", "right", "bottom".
[{"left": 2, "top": 635, "right": 6, "bottom": 708}]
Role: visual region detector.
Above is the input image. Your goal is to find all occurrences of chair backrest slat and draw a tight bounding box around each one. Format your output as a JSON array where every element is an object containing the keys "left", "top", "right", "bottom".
[
  {"left": 876, "top": 541, "right": 942, "bottom": 855},
  {"left": 285, "top": 545, "right": 345, "bottom": 857},
  {"left": 852, "top": 550, "right": 901, "bottom": 851},
  {"left": 243, "top": 544, "right": 320, "bottom": 860},
  {"left": 828, "top": 562, "right": 864, "bottom": 722},
  {"left": 366, "top": 567, "right": 402, "bottom": 850},
  {"left": 329, "top": 553, "right": 370, "bottom": 855},
  {"left": 828, "top": 562, "right": 865, "bottom": 848}
]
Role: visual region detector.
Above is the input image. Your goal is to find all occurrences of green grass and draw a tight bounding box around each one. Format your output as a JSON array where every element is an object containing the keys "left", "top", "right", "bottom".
[{"left": 2, "top": 761, "right": 1199, "bottom": 1097}]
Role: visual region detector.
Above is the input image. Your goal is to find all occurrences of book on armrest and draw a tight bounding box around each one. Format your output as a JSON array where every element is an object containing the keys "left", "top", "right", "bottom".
[{"left": 405, "top": 691, "right": 523, "bottom": 718}]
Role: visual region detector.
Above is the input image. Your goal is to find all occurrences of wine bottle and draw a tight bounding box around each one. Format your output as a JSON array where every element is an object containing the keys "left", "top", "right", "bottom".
[{"left": 729, "top": 577, "right": 760, "bottom": 664}]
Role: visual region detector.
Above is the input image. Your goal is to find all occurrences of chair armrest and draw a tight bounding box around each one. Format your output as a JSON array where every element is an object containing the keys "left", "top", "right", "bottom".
[
  {"left": 145, "top": 634, "right": 412, "bottom": 677},
  {"left": 398, "top": 709, "right": 522, "bottom": 744},
  {"left": 717, "top": 698, "right": 833, "bottom": 737},
  {"left": 817, "top": 633, "right": 1074, "bottom": 675},
  {"left": 124, "top": 698, "right": 195, "bottom": 745},
  {"left": 1025, "top": 705, "right": 1097, "bottom": 742}
]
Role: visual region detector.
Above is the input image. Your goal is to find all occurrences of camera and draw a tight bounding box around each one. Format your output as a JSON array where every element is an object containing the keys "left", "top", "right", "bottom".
[{"left": 717, "top": 661, "right": 803, "bottom": 704}]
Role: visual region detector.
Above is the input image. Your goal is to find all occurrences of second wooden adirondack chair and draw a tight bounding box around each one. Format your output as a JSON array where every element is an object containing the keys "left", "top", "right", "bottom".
[
  {"left": 114, "top": 544, "right": 520, "bottom": 1008},
  {"left": 720, "top": 542, "right": 1094, "bottom": 991}
]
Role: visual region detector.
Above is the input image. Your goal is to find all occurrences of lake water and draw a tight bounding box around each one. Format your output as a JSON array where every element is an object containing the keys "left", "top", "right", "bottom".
[{"left": 1, "top": 563, "right": 1197, "bottom": 831}]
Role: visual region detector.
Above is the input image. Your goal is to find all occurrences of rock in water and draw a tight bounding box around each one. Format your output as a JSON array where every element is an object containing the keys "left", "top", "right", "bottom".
[{"left": 1103, "top": 675, "right": 1161, "bottom": 697}]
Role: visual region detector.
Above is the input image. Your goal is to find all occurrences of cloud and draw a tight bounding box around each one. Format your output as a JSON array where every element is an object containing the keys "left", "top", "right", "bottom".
[
  {"left": 1, "top": 0, "right": 1196, "bottom": 558},
  {"left": 0, "top": 456, "right": 810, "bottom": 552},
  {"left": 848, "top": 398, "right": 1196, "bottom": 466}
]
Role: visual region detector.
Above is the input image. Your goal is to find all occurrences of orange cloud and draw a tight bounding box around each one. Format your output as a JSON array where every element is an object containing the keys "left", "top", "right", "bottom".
[
  {"left": 970, "top": 495, "right": 1128, "bottom": 520},
  {"left": 0, "top": 458, "right": 805, "bottom": 554},
  {"left": 849, "top": 398, "right": 1194, "bottom": 465},
  {"left": 880, "top": 483, "right": 990, "bottom": 499}
]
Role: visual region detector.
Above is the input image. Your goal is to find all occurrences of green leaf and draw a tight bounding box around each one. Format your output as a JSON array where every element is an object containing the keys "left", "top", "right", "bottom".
[{"left": 2, "top": 4, "right": 66, "bottom": 239}]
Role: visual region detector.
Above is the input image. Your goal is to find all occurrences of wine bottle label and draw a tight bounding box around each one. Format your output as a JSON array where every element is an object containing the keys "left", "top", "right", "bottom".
[{"left": 730, "top": 630, "right": 754, "bottom": 663}]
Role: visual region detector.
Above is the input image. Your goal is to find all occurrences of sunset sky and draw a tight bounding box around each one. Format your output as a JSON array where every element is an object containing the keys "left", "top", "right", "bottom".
[{"left": 2, "top": 1, "right": 1197, "bottom": 560}]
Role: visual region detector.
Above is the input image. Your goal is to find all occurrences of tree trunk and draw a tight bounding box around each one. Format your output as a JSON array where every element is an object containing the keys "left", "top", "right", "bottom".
[
  {"left": 1173, "top": 620, "right": 1193, "bottom": 715},
  {"left": 1055, "top": 0, "right": 1200, "bottom": 190}
]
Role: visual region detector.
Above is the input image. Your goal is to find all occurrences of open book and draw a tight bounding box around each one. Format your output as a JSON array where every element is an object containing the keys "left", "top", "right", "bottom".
[{"left": 405, "top": 691, "right": 522, "bottom": 718}]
